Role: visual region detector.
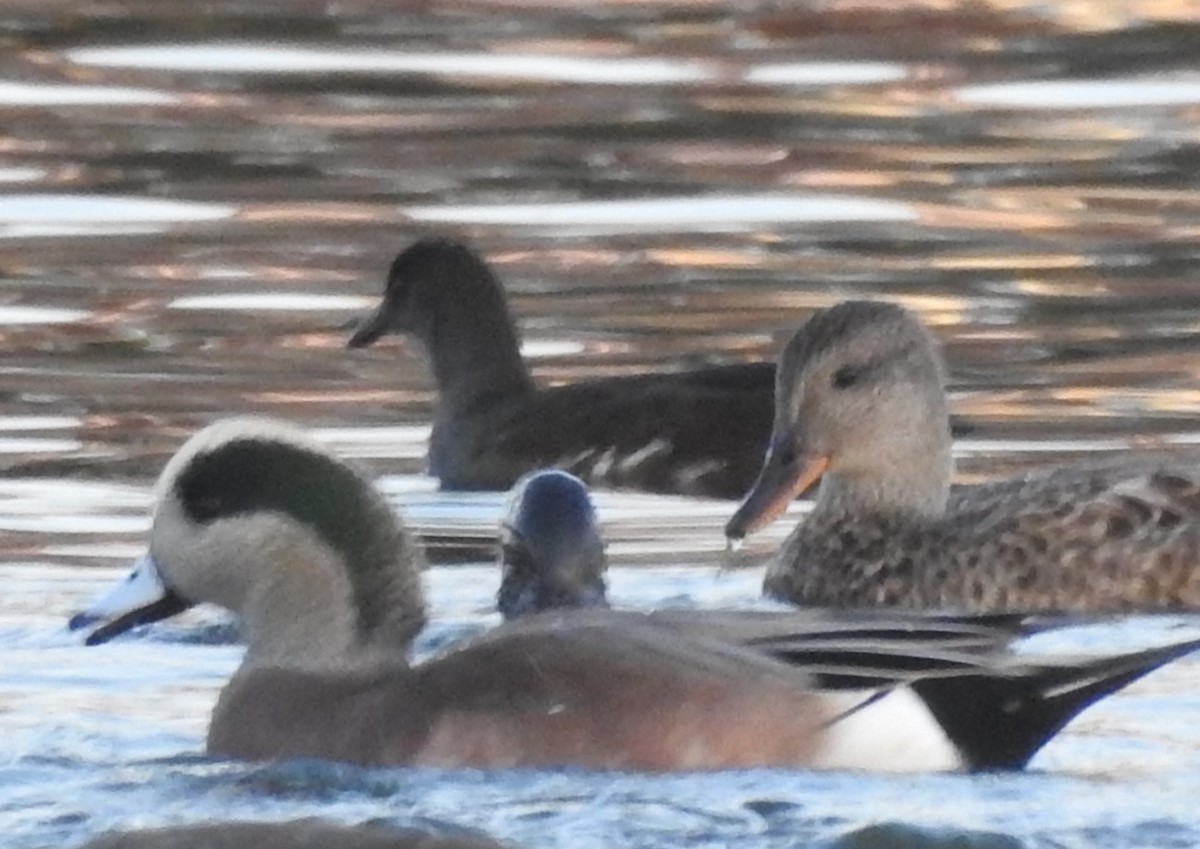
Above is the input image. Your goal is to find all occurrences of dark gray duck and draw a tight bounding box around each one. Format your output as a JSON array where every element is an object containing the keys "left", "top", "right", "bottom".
[{"left": 347, "top": 237, "right": 786, "bottom": 498}]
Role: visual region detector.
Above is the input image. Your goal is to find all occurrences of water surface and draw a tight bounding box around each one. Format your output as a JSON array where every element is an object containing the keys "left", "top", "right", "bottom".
[{"left": 2, "top": 2, "right": 1200, "bottom": 847}]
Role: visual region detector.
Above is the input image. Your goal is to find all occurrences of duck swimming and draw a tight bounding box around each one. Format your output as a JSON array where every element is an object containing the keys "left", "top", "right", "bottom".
[
  {"left": 71, "top": 418, "right": 1200, "bottom": 772},
  {"left": 497, "top": 470, "right": 608, "bottom": 619},
  {"left": 725, "top": 299, "right": 1200, "bottom": 613},
  {"left": 347, "top": 237, "right": 774, "bottom": 498}
]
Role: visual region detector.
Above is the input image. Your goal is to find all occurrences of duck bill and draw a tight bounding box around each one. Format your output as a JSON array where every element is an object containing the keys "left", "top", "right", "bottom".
[
  {"left": 68, "top": 554, "right": 190, "bottom": 646},
  {"left": 346, "top": 303, "right": 392, "bottom": 348},
  {"left": 725, "top": 451, "right": 830, "bottom": 540}
]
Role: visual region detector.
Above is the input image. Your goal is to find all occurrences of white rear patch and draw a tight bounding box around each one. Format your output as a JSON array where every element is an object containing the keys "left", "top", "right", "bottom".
[{"left": 814, "top": 688, "right": 963, "bottom": 773}]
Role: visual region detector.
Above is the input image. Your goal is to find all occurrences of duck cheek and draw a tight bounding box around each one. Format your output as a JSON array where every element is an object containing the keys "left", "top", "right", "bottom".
[
  {"left": 153, "top": 515, "right": 247, "bottom": 612},
  {"left": 819, "top": 396, "right": 880, "bottom": 455}
]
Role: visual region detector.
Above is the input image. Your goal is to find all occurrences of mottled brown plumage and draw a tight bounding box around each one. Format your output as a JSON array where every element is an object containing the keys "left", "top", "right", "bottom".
[{"left": 726, "top": 300, "right": 1200, "bottom": 613}]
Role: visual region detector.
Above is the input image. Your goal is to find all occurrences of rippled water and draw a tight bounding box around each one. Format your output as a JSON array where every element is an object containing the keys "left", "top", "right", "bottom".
[{"left": 2, "top": 2, "right": 1200, "bottom": 847}]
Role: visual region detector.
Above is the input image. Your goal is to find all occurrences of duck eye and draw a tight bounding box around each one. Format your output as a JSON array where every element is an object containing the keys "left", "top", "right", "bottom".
[{"left": 831, "top": 366, "right": 862, "bottom": 390}]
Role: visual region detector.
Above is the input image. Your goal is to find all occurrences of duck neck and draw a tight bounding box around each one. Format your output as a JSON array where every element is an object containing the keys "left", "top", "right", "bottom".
[
  {"left": 236, "top": 531, "right": 417, "bottom": 672},
  {"left": 814, "top": 427, "right": 953, "bottom": 522},
  {"left": 422, "top": 290, "right": 534, "bottom": 419},
  {"left": 238, "top": 546, "right": 358, "bottom": 670}
]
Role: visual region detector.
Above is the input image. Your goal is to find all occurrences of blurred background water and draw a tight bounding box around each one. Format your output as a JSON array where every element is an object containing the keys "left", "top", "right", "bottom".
[{"left": 2, "top": 1, "right": 1200, "bottom": 847}]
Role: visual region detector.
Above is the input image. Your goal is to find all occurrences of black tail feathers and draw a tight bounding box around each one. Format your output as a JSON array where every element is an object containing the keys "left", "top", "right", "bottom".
[{"left": 911, "top": 637, "right": 1200, "bottom": 770}]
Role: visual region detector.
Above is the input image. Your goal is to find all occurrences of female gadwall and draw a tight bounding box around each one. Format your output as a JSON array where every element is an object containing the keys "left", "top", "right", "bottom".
[
  {"left": 725, "top": 300, "right": 1200, "bottom": 613},
  {"left": 71, "top": 418, "right": 1200, "bottom": 772},
  {"left": 347, "top": 237, "right": 775, "bottom": 498}
]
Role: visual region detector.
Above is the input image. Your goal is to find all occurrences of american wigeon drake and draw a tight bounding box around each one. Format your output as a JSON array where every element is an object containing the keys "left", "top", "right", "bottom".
[
  {"left": 70, "top": 418, "right": 1200, "bottom": 772},
  {"left": 346, "top": 237, "right": 775, "bottom": 498},
  {"left": 726, "top": 299, "right": 1200, "bottom": 612},
  {"left": 78, "top": 818, "right": 509, "bottom": 849}
]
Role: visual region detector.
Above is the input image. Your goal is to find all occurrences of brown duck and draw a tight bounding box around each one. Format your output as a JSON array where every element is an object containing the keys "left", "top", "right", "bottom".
[
  {"left": 69, "top": 418, "right": 1199, "bottom": 772},
  {"left": 726, "top": 300, "right": 1200, "bottom": 613}
]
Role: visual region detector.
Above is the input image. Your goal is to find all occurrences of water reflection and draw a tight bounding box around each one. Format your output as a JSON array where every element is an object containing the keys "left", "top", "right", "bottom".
[
  {"left": 958, "top": 75, "right": 1200, "bottom": 109},
  {"left": 0, "top": 195, "right": 234, "bottom": 238},
  {"left": 0, "top": 81, "right": 176, "bottom": 106},
  {"left": 67, "top": 45, "right": 718, "bottom": 86},
  {"left": 0, "top": 306, "right": 90, "bottom": 324},
  {"left": 406, "top": 193, "right": 917, "bottom": 230},
  {"left": 2, "top": 1, "right": 1200, "bottom": 848},
  {"left": 168, "top": 294, "right": 372, "bottom": 311}
]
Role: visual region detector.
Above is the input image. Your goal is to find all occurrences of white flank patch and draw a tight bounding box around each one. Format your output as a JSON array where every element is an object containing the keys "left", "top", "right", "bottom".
[{"left": 814, "top": 689, "right": 962, "bottom": 773}]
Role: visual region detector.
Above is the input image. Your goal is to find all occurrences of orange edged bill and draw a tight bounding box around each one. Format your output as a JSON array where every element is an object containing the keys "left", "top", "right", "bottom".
[{"left": 725, "top": 449, "right": 829, "bottom": 541}]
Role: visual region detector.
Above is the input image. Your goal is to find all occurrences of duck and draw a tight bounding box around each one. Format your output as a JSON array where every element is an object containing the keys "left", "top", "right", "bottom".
[
  {"left": 725, "top": 299, "right": 1200, "bottom": 613},
  {"left": 69, "top": 417, "right": 1200, "bottom": 772},
  {"left": 77, "top": 818, "right": 510, "bottom": 849},
  {"left": 497, "top": 470, "right": 608, "bottom": 619},
  {"left": 346, "top": 236, "right": 774, "bottom": 498}
]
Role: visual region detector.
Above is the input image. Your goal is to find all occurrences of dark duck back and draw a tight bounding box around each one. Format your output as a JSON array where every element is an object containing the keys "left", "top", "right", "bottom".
[{"left": 348, "top": 237, "right": 774, "bottom": 499}]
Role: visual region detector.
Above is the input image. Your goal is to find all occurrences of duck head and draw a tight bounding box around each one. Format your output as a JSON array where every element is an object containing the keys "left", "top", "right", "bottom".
[
  {"left": 70, "top": 418, "right": 427, "bottom": 668},
  {"left": 348, "top": 237, "right": 512, "bottom": 350},
  {"left": 726, "top": 300, "right": 953, "bottom": 541},
  {"left": 497, "top": 470, "right": 608, "bottom": 619},
  {"left": 347, "top": 237, "right": 533, "bottom": 416}
]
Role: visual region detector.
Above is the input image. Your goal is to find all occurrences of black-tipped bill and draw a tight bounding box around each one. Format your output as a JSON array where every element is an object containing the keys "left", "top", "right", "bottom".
[
  {"left": 69, "top": 554, "right": 191, "bottom": 645},
  {"left": 346, "top": 304, "right": 392, "bottom": 349}
]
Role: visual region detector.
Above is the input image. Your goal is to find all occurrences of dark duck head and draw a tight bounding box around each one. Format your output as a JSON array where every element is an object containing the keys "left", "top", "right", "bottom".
[{"left": 497, "top": 470, "right": 608, "bottom": 619}]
